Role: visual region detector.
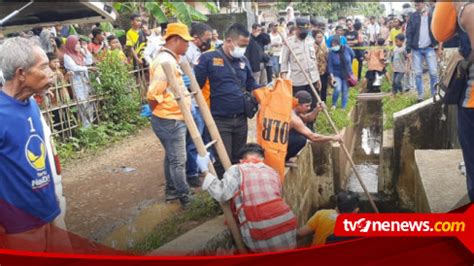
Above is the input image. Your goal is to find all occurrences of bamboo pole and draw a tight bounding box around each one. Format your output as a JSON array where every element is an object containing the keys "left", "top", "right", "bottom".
[
  {"left": 161, "top": 61, "right": 248, "bottom": 254},
  {"left": 179, "top": 60, "right": 232, "bottom": 169},
  {"left": 279, "top": 31, "right": 379, "bottom": 213}
]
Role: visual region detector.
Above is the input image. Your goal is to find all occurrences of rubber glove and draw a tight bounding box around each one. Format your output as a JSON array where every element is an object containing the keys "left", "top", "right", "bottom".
[{"left": 196, "top": 152, "right": 211, "bottom": 173}]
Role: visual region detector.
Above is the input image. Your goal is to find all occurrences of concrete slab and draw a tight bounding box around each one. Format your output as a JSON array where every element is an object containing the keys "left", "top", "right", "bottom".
[
  {"left": 414, "top": 149, "right": 469, "bottom": 213},
  {"left": 148, "top": 215, "right": 234, "bottom": 256}
]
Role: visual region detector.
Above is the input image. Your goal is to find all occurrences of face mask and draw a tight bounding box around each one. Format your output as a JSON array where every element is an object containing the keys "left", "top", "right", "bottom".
[
  {"left": 298, "top": 29, "right": 309, "bottom": 40},
  {"left": 200, "top": 39, "right": 211, "bottom": 52},
  {"left": 331, "top": 45, "right": 341, "bottom": 52},
  {"left": 230, "top": 43, "right": 247, "bottom": 58}
]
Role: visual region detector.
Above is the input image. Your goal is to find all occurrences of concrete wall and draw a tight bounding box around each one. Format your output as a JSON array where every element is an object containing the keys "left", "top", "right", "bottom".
[
  {"left": 392, "top": 99, "right": 448, "bottom": 210},
  {"left": 332, "top": 103, "right": 363, "bottom": 192},
  {"left": 283, "top": 142, "right": 335, "bottom": 226},
  {"left": 379, "top": 129, "right": 394, "bottom": 195}
]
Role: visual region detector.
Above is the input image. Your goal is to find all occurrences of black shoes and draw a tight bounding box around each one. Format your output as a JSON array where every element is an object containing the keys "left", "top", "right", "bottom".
[
  {"left": 165, "top": 189, "right": 179, "bottom": 201},
  {"left": 179, "top": 193, "right": 194, "bottom": 208},
  {"left": 187, "top": 176, "right": 202, "bottom": 188}
]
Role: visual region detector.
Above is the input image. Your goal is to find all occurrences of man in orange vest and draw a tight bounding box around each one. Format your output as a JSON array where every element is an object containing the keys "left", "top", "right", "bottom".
[
  {"left": 147, "top": 23, "right": 195, "bottom": 208},
  {"left": 197, "top": 143, "right": 297, "bottom": 253}
]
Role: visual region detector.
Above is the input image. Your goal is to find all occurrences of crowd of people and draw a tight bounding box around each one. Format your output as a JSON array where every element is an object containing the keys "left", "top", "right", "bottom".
[{"left": 0, "top": 0, "right": 473, "bottom": 254}]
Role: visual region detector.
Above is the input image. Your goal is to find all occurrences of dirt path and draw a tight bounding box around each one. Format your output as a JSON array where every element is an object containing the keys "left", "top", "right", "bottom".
[{"left": 62, "top": 127, "right": 167, "bottom": 242}]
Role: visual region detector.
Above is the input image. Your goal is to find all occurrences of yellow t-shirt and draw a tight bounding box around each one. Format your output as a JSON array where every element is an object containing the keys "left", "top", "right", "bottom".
[
  {"left": 307, "top": 209, "right": 338, "bottom": 246},
  {"left": 390, "top": 28, "right": 402, "bottom": 45},
  {"left": 126, "top": 29, "right": 146, "bottom": 59}
]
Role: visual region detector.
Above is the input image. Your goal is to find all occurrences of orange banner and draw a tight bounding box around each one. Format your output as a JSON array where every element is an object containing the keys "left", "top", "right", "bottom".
[{"left": 254, "top": 79, "right": 294, "bottom": 181}]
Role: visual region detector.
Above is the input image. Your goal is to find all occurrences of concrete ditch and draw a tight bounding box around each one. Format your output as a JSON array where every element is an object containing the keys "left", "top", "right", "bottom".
[{"left": 144, "top": 98, "right": 468, "bottom": 255}]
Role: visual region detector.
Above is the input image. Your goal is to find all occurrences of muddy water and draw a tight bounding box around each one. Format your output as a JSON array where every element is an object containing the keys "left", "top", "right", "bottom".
[{"left": 346, "top": 101, "right": 382, "bottom": 194}]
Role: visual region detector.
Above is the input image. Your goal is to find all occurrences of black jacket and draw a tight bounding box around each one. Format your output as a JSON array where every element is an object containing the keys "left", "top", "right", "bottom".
[
  {"left": 405, "top": 10, "right": 438, "bottom": 53},
  {"left": 245, "top": 33, "right": 271, "bottom": 72}
]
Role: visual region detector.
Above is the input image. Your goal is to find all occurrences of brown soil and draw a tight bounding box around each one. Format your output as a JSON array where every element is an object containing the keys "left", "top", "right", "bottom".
[{"left": 62, "top": 127, "right": 168, "bottom": 242}]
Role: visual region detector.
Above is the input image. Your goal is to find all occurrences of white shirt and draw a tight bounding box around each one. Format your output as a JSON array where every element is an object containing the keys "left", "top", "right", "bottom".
[
  {"left": 144, "top": 35, "right": 165, "bottom": 64},
  {"left": 184, "top": 42, "right": 202, "bottom": 68},
  {"left": 367, "top": 23, "right": 380, "bottom": 43},
  {"left": 270, "top": 32, "right": 283, "bottom": 57}
]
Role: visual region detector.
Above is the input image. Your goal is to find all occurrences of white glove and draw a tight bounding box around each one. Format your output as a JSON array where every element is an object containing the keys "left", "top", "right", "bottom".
[{"left": 196, "top": 152, "right": 211, "bottom": 173}]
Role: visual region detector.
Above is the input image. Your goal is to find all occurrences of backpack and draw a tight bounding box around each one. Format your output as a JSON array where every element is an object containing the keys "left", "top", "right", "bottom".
[{"left": 435, "top": 28, "right": 472, "bottom": 105}]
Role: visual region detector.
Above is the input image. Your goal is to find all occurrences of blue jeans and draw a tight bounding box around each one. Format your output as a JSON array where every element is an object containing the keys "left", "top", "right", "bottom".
[
  {"left": 332, "top": 76, "right": 349, "bottom": 109},
  {"left": 458, "top": 106, "right": 474, "bottom": 202},
  {"left": 393, "top": 72, "right": 405, "bottom": 94},
  {"left": 151, "top": 116, "right": 189, "bottom": 196},
  {"left": 186, "top": 104, "right": 205, "bottom": 179},
  {"left": 271, "top": 56, "right": 280, "bottom": 76},
  {"left": 412, "top": 47, "right": 438, "bottom": 99}
]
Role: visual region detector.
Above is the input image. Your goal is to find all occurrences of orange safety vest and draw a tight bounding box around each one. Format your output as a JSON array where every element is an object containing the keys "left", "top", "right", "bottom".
[
  {"left": 231, "top": 162, "right": 297, "bottom": 241},
  {"left": 254, "top": 79, "right": 294, "bottom": 181}
]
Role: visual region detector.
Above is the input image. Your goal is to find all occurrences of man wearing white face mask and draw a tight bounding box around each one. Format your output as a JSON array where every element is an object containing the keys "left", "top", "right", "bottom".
[{"left": 195, "top": 23, "right": 262, "bottom": 177}]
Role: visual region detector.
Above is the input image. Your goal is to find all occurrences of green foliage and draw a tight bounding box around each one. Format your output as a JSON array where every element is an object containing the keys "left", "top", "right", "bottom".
[
  {"left": 380, "top": 65, "right": 393, "bottom": 93},
  {"left": 93, "top": 51, "right": 142, "bottom": 125},
  {"left": 204, "top": 2, "right": 219, "bottom": 14},
  {"left": 57, "top": 51, "right": 148, "bottom": 163},
  {"left": 100, "top": 22, "right": 125, "bottom": 38},
  {"left": 382, "top": 94, "right": 418, "bottom": 130},
  {"left": 315, "top": 89, "right": 359, "bottom": 135},
  {"left": 276, "top": 1, "right": 384, "bottom": 20},
  {"left": 131, "top": 192, "right": 221, "bottom": 253},
  {"left": 144, "top": 2, "right": 168, "bottom": 24},
  {"left": 114, "top": 1, "right": 213, "bottom": 27}
]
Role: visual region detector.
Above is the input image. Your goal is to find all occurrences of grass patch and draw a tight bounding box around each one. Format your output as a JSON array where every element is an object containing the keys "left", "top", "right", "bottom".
[
  {"left": 382, "top": 93, "right": 418, "bottom": 130},
  {"left": 315, "top": 87, "right": 359, "bottom": 135},
  {"left": 130, "top": 192, "right": 221, "bottom": 254}
]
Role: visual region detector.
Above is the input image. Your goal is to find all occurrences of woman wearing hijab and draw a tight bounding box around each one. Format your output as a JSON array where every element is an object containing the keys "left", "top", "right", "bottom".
[
  {"left": 63, "top": 35, "right": 96, "bottom": 128},
  {"left": 327, "top": 35, "right": 355, "bottom": 110}
]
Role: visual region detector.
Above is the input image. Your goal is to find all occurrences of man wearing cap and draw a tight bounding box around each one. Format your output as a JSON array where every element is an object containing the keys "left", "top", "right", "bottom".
[
  {"left": 147, "top": 23, "right": 195, "bottom": 208},
  {"left": 195, "top": 23, "right": 261, "bottom": 178},
  {"left": 287, "top": 91, "right": 342, "bottom": 161},
  {"left": 281, "top": 18, "right": 321, "bottom": 131}
]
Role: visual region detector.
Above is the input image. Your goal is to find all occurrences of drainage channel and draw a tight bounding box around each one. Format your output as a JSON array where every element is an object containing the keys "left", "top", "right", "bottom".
[{"left": 346, "top": 100, "right": 411, "bottom": 213}]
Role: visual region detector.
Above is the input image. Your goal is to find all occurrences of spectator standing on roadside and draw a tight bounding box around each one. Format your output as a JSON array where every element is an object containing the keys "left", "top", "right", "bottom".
[
  {"left": 367, "top": 16, "right": 380, "bottom": 46},
  {"left": 63, "top": 35, "right": 96, "bottom": 128},
  {"left": 269, "top": 23, "right": 283, "bottom": 78},
  {"left": 126, "top": 14, "right": 147, "bottom": 70},
  {"left": 405, "top": 1, "right": 439, "bottom": 101},
  {"left": 88, "top": 27, "right": 107, "bottom": 61},
  {"left": 0, "top": 37, "right": 71, "bottom": 252},
  {"left": 246, "top": 23, "right": 271, "bottom": 85}
]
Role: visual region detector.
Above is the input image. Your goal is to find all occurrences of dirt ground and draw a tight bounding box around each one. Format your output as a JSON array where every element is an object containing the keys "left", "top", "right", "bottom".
[{"left": 62, "top": 127, "right": 168, "bottom": 242}]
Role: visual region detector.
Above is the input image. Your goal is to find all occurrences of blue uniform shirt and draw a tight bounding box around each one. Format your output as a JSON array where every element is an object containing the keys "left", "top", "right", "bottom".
[
  {"left": 195, "top": 48, "right": 260, "bottom": 117},
  {"left": 0, "top": 91, "right": 59, "bottom": 233}
]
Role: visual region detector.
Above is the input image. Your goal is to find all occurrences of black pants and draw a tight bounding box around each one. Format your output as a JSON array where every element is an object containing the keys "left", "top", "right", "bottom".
[
  {"left": 366, "top": 70, "right": 383, "bottom": 93},
  {"left": 293, "top": 82, "right": 318, "bottom": 131},
  {"left": 458, "top": 106, "right": 474, "bottom": 202},
  {"left": 213, "top": 114, "right": 248, "bottom": 178},
  {"left": 320, "top": 73, "right": 329, "bottom": 103},
  {"left": 354, "top": 50, "right": 365, "bottom": 80},
  {"left": 286, "top": 129, "right": 307, "bottom": 161}
]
